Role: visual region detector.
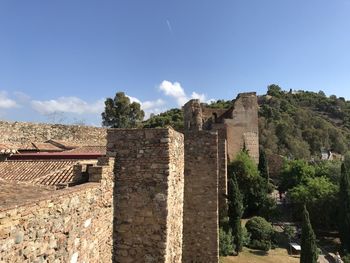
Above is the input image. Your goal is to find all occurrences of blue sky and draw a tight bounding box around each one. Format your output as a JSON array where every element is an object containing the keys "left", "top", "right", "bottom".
[{"left": 1, "top": 0, "right": 350, "bottom": 125}]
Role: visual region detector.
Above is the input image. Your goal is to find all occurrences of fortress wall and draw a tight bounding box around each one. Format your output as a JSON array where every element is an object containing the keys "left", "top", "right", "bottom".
[
  {"left": 107, "top": 128, "right": 184, "bottom": 263},
  {"left": 225, "top": 93, "right": 259, "bottom": 163},
  {"left": 0, "top": 158, "right": 114, "bottom": 263},
  {"left": 182, "top": 131, "right": 219, "bottom": 263},
  {"left": 0, "top": 121, "right": 106, "bottom": 146},
  {"left": 218, "top": 128, "right": 228, "bottom": 218}
]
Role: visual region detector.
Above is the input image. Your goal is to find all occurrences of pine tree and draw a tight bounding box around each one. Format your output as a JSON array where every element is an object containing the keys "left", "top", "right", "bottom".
[
  {"left": 101, "top": 92, "right": 144, "bottom": 128},
  {"left": 258, "top": 147, "right": 269, "bottom": 183},
  {"left": 339, "top": 162, "right": 350, "bottom": 253},
  {"left": 300, "top": 205, "right": 318, "bottom": 263},
  {"left": 228, "top": 174, "right": 243, "bottom": 254}
]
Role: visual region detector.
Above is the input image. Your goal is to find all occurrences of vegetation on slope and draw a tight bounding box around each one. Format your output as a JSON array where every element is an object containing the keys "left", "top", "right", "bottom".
[{"left": 259, "top": 84, "right": 350, "bottom": 159}]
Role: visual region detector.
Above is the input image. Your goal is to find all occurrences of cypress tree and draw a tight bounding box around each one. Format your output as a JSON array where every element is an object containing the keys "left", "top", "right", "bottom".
[
  {"left": 228, "top": 174, "right": 243, "bottom": 254},
  {"left": 339, "top": 162, "right": 350, "bottom": 253},
  {"left": 300, "top": 205, "right": 318, "bottom": 263},
  {"left": 258, "top": 147, "right": 269, "bottom": 183}
]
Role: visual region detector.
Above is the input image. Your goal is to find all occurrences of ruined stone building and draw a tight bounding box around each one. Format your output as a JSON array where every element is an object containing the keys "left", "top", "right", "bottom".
[{"left": 0, "top": 92, "right": 258, "bottom": 262}]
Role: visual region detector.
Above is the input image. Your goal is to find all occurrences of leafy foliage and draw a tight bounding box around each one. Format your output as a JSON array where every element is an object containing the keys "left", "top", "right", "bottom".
[
  {"left": 206, "top": 99, "right": 232, "bottom": 109},
  {"left": 279, "top": 160, "right": 315, "bottom": 192},
  {"left": 227, "top": 176, "right": 243, "bottom": 253},
  {"left": 260, "top": 85, "right": 350, "bottom": 158},
  {"left": 288, "top": 177, "right": 338, "bottom": 228},
  {"left": 142, "top": 108, "right": 184, "bottom": 130},
  {"left": 245, "top": 216, "right": 274, "bottom": 251},
  {"left": 258, "top": 147, "right": 269, "bottom": 183},
  {"left": 228, "top": 151, "right": 272, "bottom": 216},
  {"left": 339, "top": 156, "right": 350, "bottom": 253},
  {"left": 102, "top": 92, "right": 144, "bottom": 128},
  {"left": 219, "top": 227, "right": 235, "bottom": 256},
  {"left": 300, "top": 206, "right": 318, "bottom": 263}
]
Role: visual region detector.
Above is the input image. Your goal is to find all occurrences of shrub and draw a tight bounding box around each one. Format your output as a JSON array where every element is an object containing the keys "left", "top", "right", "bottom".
[
  {"left": 250, "top": 239, "right": 271, "bottom": 251},
  {"left": 241, "top": 227, "right": 251, "bottom": 246},
  {"left": 219, "top": 227, "right": 235, "bottom": 256},
  {"left": 343, "top": 254, "right": 350, "bottom": 263},
  {"left": 246, "top": 216, "right": 274, "bottom": 251}
]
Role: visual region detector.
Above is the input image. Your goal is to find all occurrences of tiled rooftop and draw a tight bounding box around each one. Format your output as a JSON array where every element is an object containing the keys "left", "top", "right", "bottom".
[
  {"left": 32, "top": 165, "right": 75, "bottom": 186},
  {"left": 67, "top": 145, "right": 106, "bottom": 154},
  {"left": 0, "top": 160, "right": 77, "bottom": 183},
  {"left": 31, "top": 142, "right": 65, "bottom": 152},
  {"left": 0, "top": 179, "right": 54, "bottom": 210}
]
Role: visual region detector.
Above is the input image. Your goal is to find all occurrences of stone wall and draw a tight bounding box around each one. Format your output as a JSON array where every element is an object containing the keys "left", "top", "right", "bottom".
[
  {"left": 182, "top": 131, "right": 219, "bottom": 263},
  {"left": 0, "top": 158, "right": 114, "bottom": 262},
  {"left": 107, "top": 128, "right": 184, "bottom": 263},
  {"left": 225, "top": 92, "right": 259, "bottom": 163},
  {"left": 0, "top": 121, "right": 106, "bottom": 146}
]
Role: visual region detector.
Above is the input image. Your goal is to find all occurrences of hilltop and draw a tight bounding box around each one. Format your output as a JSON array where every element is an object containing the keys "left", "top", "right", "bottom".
[
  {"left": 259, "top": 85, "right": 350, "bottom": 159},
  {"left": 143, "top": 85, "right": 350, "bottom": 160}
]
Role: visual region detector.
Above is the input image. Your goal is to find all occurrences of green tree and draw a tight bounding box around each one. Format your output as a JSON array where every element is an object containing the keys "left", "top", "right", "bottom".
[
  {"left": 102, "top": 92, "right": 144, "bottom": 128},
  {"left": 300, "top": 205, "right": 318, "bottom": 263},
  {"left": 258, "top": 147, "right": 269, "bottom": 183},
  {"left": 219, "top": 227, "right": 235, "bottom": 256},
  {"left": 288, "top": 177, "right": 338, "bottom": 229},
  {"left": 228, "top": 151, "right": 268, "bottom": 215},
  {"left": 339, "top": 160, "right": 350, "bottom": 253},
  {"left": 142, "top": 108, "right": 184, "bottom": 130},
  {"left": 267, "top": 84, "right": 283, "bottom": 97},
  {"left": 279, "top": 160, "right": 315, "bottom": 192},
  {"left": 228, "top": 176, "right": 243, "bottom": 254},
  {"left": 245, "top": 216, "right": 274, "bottom": 251}
]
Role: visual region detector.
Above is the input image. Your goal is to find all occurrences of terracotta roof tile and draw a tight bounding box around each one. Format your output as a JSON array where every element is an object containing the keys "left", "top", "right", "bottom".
[
  {"left": 0, "top": 160, "right": 77, "bottom": 183},
  {"left": 32, "top": 165, "right": 75, "bottom": 186},
  {"left": 31, "top": 142, "right": 65, "bottom": 152},
  {"left": 67, "top": 146, "right": 106, "bottom": 154}
]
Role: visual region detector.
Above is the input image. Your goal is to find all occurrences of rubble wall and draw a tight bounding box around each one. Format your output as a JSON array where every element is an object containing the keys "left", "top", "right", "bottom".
[
  {"left": 0, "top": 121, "right": 106, "bottom": 146},
  {"left": 0, "top": 159, "right": 114, "bottom": 262},
  {"left": 107, "top": 128, "right": 184, "bottom": 263},
  {"left": 182, "top": 131, "right": 219, "bottom": 263}
]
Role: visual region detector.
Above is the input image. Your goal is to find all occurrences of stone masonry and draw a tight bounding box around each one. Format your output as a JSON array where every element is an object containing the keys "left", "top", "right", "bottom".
[
  {"left": 0, "top": 91, "right": 258, "bottom": 263},
  {"left": 0, "top": 121, "right": 106, "bottom": 146},
  {"left": 0, "top": 157, "right": 114, "bottom": 262},
  {"left": 107, "top": 128, "right": 184, "bottom": 263},
  {"left": 182, "top": 131, "right": 219, "bottom": 263},
  {"left": 183, "top": 92, "right": 259, "bottom": 218}
]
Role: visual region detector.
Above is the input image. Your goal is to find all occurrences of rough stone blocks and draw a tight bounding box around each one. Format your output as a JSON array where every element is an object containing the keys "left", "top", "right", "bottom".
[{"left": 108, "top": 128, "right": 184, "bottom": 263}]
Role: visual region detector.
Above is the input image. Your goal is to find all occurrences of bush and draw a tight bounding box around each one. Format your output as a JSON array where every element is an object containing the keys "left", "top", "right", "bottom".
[
  {"left": 343, "top": 254, "right": 350, "bottom": 263},
  {"left": 246, "top": 216, "right": 274, "bottom": 251},
  {"left": 241, "top": 227, "right": 251, "bottom": 246},
  {"left": 250, "top": 239, "right": 271, "bottom": 251},
  {"left": 219, "top": 227, "right": 235, "bottom": 256}
]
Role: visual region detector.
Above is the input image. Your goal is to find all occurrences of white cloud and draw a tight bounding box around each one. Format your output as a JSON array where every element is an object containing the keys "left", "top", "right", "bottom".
[
  {"left": 0, "top": 91, "right": 17, "bottom": 109},
  {"left": 191, "top": 91, "right": 206, "bottom": 102},
  {"left": 142, "top": 99, "right": 165, "bottom": 110},
  {"left": 31, "top": 97, "right": 104, "bottom": 115},
  {"left": 127, "top": 95, "right": 141, "bottom": 104},
  {"left": 13, "top": 91, "right": 31, "bottom": 103},
  {"left": 127, "top": 95, "right": 166, "bottom": 118},
  {"left": 158, "top": 80, "right": 207, "bottom": 106}
]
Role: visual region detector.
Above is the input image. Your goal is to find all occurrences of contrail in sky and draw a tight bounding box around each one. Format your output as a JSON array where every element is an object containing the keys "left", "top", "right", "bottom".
[{"left": 166, "top": 19, "right": 173, "bottom": 33}]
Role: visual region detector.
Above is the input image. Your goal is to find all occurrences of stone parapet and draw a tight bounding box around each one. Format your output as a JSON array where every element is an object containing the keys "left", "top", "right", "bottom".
[
  {"left": 183, "top": 131, "right": 219, "bottom": 263},
  {"left": 0, "top": 157, "right": 114, "bottom": 262},
  {"left": 108, "top": 128, "right": 184, "bottom": 263},
  {"left": 0, "top": 120, "right": 106, "bottom": 146}
]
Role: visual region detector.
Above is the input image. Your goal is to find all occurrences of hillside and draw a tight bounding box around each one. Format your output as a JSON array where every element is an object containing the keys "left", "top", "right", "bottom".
[
  {"left": 259, "top": 85, "right": 350, "bottom": 159},
  {"left": 143, "top": 85, "right": 350, "bottom": 160}
]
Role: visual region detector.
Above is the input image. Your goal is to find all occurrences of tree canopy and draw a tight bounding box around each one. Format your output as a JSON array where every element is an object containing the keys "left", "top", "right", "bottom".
[
  {"left": 260, "top": 85, "right": 350, "bottom": 158},
  {"left": 102, "top": 92, "right": 144, "bottom": 128},
  {"left": 300, "top": 205, "right": 318, "bottom": 263},
  {"left": 339, "top": 157, "right": 350, "bottom": 253}
]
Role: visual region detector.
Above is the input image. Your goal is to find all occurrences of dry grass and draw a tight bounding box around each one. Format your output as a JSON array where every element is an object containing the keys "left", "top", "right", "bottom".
[{"left": 220, "top": 247, "right": 300, "bottom": 263}]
